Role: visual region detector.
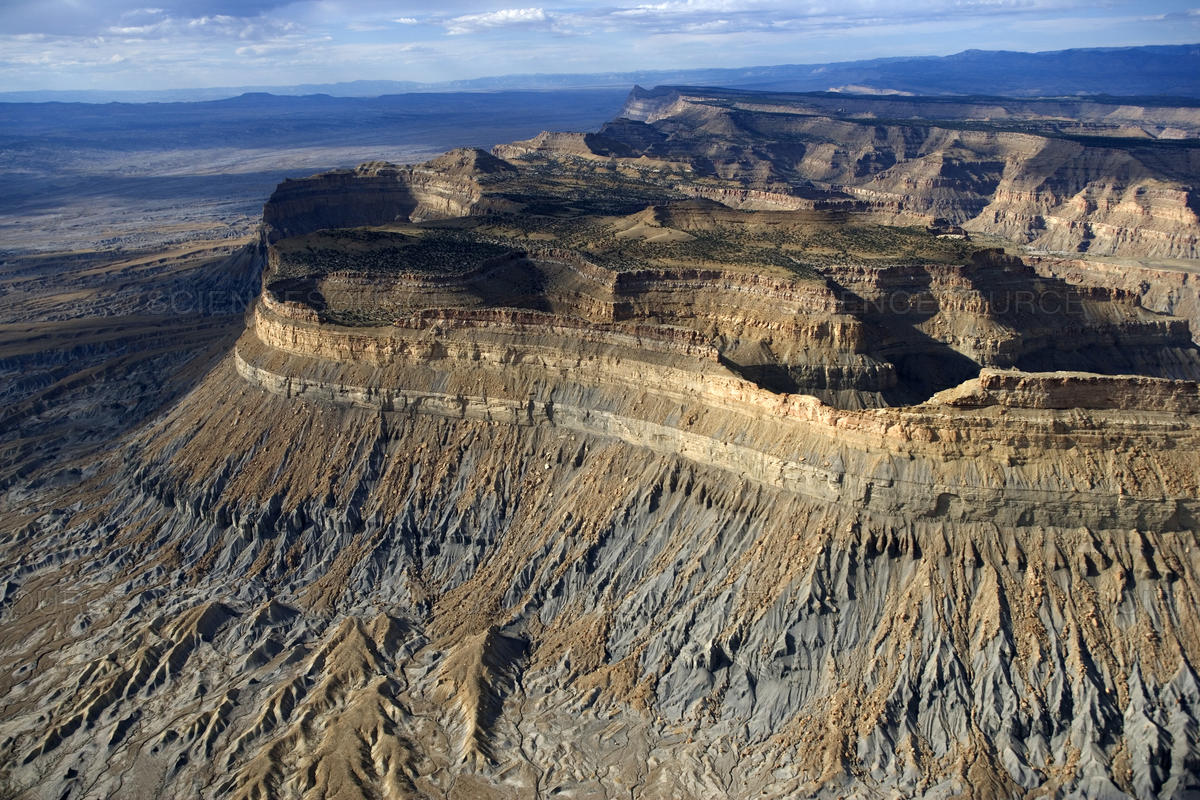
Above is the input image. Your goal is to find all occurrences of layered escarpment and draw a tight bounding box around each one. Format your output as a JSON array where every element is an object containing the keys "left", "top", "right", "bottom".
[
  {"left": 514, "top": 86, "right": 1200, "bottom": 259},
  {"left": 936, "top": 367, "right": 1200, "bottom": 412},
  {"left": 1029, "top": 254, "right": 1200, "bottom": 347},
  {"left": 824, "top": 251, "right": 1200, "bottom": 396},
  {"left": 7, "top": 342, "right": 1200, "bottom": 799},
  {"left": 621, "top": 85, "right": 1200, "bottom": 140},
  {"left": 7, "top": 254, "right": 1200, "bottom": 798},
  {"left": 262, "top": 149, "right": 518, "bottom": 243},
  {"left": 258, "top": 89, "right": 1200, "bottom": 261},
  {"left": 5, "top": 103, "right": 1200, "bottom": 800},
  {"left": 259, "top": 226, "right": 900, "bottom": 408},
  {"left": 237, "top": 300, "right": 1200, "bottom": 530},
  {"left": 240, "top": 215, "right": 1200, "bottom": 530},
  {"left": 257, "top": 216, "right": 1200, "bottom": 409}
]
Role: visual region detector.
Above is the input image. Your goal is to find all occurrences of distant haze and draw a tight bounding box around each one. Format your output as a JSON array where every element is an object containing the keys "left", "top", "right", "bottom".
[
  {"left": 3, "top": 45, "right": 1200, "bottom": 104},
  {"left": 0, "top": 0, "right": 1198, "bottom": 92}
]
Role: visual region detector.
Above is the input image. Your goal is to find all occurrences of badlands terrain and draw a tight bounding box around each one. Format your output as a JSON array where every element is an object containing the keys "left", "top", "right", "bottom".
[{"left": 1, "top": 85, "right": 1200, "bottom": 799}]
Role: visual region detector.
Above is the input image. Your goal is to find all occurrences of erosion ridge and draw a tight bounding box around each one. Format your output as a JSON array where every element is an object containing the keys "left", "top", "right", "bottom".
[
  {"left": 235, "top": 193, "right": 1200, "bottom": 529},
  {"left": 3, "top": 87, "right": 1200, "bottom": 800},
  {"left": 253, "top": 197, "right": 1200, "bottom": 408},
  {"left": 264, "top": 88, "right": 1200, "bottom": 260},
  {"left": 598, "top": 87, "right": 1200, "bottom": 259}
]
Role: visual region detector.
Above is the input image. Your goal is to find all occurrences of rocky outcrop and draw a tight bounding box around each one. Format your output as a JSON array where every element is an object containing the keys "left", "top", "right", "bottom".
[
  {"left": 258, "top": 218, "right": 1200, "bottom": 410},
  {"left": 1030, "top": 255, "right": 1200, "bottom": 345},
  {"left": 821, "top": 250, "right": 1200, "bottom": 390},
  {"left": 258, "top": 233, "right": 905, "bottom": 408},
  {"left": 5, "top": 96, "right": 1200, "bottom": 800},
  {"left": 933, "top": 367, "right": 1200, "bottom": 412},
  {"left": 262, "top": 149, "right": 517, "bottom": 242},
  {"left": 533, "top": 87, "right": 1200, "bottom": 259},
  {"left": 232, "top": 320, "right": 1200, "bottom": 530},
  {"left": 677, "top": 184, "right": 859, "bottom": 212},
  {"left": 493, "top": 131, "right": 603, "bottom": 160},
  {"left": 238, "top": 225, "right": 1200, "bottom": 530},
  {"left": 264, "top": 90, "right": 1200, "bottom": 260}
]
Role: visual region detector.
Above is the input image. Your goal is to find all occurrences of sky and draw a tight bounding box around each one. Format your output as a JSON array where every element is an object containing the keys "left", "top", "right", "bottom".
[{"left": 1, "top": 0, "right": 1198, "bottom": 91}]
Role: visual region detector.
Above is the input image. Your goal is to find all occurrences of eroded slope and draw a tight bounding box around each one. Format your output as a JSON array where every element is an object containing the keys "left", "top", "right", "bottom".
[
  {"left": 2, "top": 99, "right": 1200, "bottom": 800},
  {"left": 546, "top": 87, "right": 1200, "bottom": 260}
]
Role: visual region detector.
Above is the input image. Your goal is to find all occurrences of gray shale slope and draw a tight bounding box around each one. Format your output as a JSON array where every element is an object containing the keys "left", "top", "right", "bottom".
[
  {"left": 2, "top": 94, "right": 1200, "bottom": 800},
  {"left": 3, "top": 349, "right": 1199, "bottom": 800}
]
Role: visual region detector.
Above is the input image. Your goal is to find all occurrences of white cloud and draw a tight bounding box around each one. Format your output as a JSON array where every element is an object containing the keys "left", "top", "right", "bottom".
[
  {"left": 612, "top": 0, "right": 773, "bottom": 18},
  {"left": 445, "top": 7, "right": 549, "bottom": 35},
  {"left": 0, "top": 0, "right": 1192, "bottom": 92},
  {"left": 588, "top": 0, "right": 1099, "bottom": 38},
  {"left": 681, "top": 18, "right": 737, "bottom": 32},
  {"left": 104, "top": 12, "right": 298, "bottom": 42},
  {"left": 109, "top": 21, "right": 171, "bottom": 35},
  {"left": 235, "top": 41, "right": 301, "bottom": 56},
  {"left": 0, "top": 7, "right": 318, "bottom": 83}
]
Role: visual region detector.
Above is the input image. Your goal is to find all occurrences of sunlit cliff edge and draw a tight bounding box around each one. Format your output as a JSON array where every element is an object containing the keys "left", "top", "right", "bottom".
[{"left": 2, "top": 88, "right": 1200, "bottom": 800}]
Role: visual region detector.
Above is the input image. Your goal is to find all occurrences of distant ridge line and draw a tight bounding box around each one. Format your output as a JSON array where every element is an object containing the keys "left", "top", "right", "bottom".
[{"left": 3, "top": 43, "right": 1198, "bottom": 104}]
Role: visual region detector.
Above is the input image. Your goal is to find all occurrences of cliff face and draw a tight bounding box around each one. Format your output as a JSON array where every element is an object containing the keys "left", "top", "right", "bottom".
[
  {"left": 259, "top": 91, "right": 1200, "bottom": 261},
  {"left": 1029, "top": 255, "right": 1200, "bottom": 346},
  {"left": 4, "top": 307, "right": 1200, "bottom": 800},
  {"left": 4, "top": 99, "right": 1200, "bottom": 800},
  {"left": 822, "top": 252, "right": 1200, "bottom": 391},
  {"left": 599, "top": 88, "right": 1200, "bottom": 259},
  {"left": 236, "top": 295, "right": 1200, "bottom": 528},
  {"left": 262, "top": 149, "right": 517, "bottom": 242},
  {"left": 256, "top": 223, "right": 1200, "bottom": 409}
]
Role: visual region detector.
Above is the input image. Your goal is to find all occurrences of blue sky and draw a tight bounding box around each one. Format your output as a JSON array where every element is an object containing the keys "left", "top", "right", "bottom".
[{"left": 1, "top": 0, "right": 1198, "bottom": 91}]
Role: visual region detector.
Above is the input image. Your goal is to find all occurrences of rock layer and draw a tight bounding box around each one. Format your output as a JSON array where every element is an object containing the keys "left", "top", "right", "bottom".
[
  {"left": 262, "top": 150, "right": 518, "bottom": 243},
  {"left": 595, "top": 87, "right": 1200, "bottom": 259},
  {"left": 3, "top": 96, "right": 1200, "bottom": 800},
  {"left": 4, "top": 337, "right": 1200, "bottom": 798}
]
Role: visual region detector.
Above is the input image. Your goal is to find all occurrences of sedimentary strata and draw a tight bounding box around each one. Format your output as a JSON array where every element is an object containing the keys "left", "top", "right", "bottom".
[
  {"left": 606, "top": 87, "right": 1200, "bottom": 259},
  {"left": 3, "top": 90, "right": 1200, "bottom": 800}
]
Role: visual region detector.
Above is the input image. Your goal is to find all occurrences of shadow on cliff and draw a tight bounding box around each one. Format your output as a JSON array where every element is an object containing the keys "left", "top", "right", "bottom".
[
  {"left": 821, "top": 272, "right": 982, "bottom": 406},
  {"left": 816, "top": 258, "right": 1200, "bottom": 406}
]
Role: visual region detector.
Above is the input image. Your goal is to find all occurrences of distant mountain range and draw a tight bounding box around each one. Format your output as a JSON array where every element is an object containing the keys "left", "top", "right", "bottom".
[{"left": 3, "top": 44, "right": 1198, "bottom": 104}]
